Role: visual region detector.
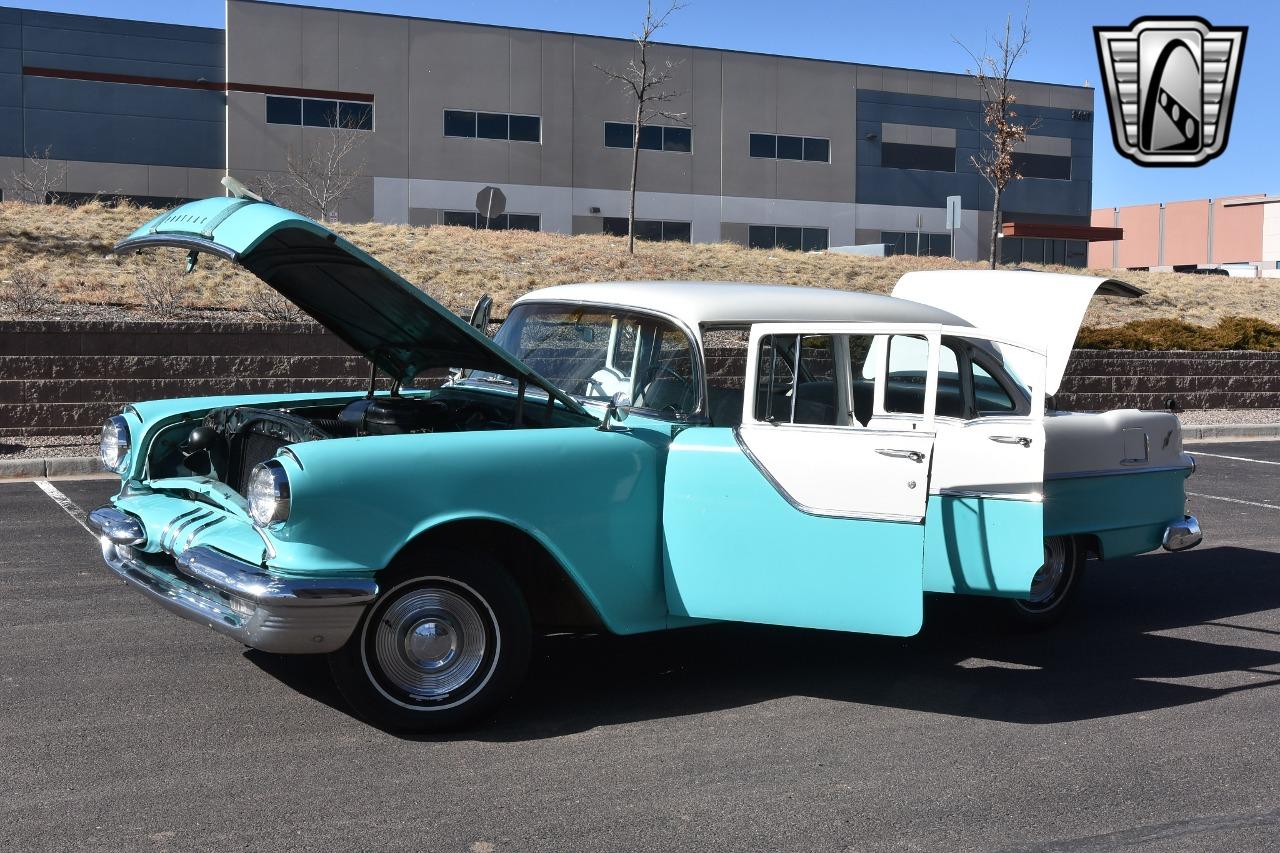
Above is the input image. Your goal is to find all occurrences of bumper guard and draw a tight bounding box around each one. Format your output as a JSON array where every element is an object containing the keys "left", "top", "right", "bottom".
[
  {"left": 1162, "top": 514, "right": 1203, "bottom": 552},
  {"left": 89, "top": 506, "right": 377, "bottom": 654}
]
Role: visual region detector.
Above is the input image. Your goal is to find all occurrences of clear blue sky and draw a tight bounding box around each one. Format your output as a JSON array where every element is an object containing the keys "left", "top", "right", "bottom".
[{"left": 15, "top": 0, "right": 1276, "bottom": 208}]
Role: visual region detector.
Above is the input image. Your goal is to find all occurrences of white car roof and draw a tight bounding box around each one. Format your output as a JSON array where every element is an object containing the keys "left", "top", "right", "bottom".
[{"left": 513, "top": 281, "right": 971, "bottom": 330}]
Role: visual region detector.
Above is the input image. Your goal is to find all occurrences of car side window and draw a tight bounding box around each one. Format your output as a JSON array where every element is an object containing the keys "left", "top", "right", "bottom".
[
  {"left": 972, "top": 360, "right": 1017, "bottom": 414},
  {"left": 884, "top": 335, "right": 928, "bottom": 415},
  {"left": 753, "top": 334, "right": 838, "bottom": 425},
  {"left": 936, "top": 341, "right": 965, "bottom": 419},
  {"left": 703, "top": 327, "right": 749, "bottom": 427}
]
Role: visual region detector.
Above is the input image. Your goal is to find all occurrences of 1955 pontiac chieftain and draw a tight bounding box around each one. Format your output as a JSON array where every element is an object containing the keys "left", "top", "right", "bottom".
[{"left": 91, "top": 195, "right": 1202, "bottom": 730}]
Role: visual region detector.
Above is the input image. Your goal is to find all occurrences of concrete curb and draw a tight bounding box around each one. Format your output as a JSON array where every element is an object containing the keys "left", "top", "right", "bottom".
[
  {"left": 0, "top": 456, "right": 107, "bottom": 479},
  {"left": 1182, "top": 423, "right": 1280, "bottom": 441}
]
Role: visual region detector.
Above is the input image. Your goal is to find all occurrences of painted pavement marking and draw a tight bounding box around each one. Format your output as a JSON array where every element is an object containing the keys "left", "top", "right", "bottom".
[
  {"left": 1190, "top": 450, "right": 1280, "bottom": 467},
  {"left": 33, "top": 479, "right": 94, "bottom": 535},
  {"left": 1188, "top": 491, "right": 1280, "bottom": 511}
]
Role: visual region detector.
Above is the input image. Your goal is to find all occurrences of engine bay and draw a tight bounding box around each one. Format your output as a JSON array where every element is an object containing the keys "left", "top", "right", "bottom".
[{"left": 147, "top": 387, "right": 592, "bottom": 492}]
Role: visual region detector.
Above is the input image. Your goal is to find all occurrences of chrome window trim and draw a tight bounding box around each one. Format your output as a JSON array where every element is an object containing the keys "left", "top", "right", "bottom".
[{"left": 935, "top": 488, "right": 1044, "bottom": 503}]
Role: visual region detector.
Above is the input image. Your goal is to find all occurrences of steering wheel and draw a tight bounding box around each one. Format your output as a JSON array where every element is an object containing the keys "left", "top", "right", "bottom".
[{"left": 637, "top": 363, "right": 694, "bottom": 412}]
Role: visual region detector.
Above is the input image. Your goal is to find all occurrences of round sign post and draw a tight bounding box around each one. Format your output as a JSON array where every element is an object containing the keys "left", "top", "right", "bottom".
[{"left": 475, "top": 186, "right": 507, "bottom": 229}]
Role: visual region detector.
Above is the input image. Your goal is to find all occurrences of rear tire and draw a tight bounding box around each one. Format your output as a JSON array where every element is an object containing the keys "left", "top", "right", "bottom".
[
  {"left": 1004, "top": 535, "right": 1084, "bottom": 629},
  {"left": 328, "top": 547, "right": 531, "bottom": 732}
]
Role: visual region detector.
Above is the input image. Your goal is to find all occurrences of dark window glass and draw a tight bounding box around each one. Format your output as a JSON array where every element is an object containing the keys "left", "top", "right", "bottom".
[
  {"left": 508, "top": 114, "right": 540, "bottom": 142},
  {"left": 444, "top": 110, "right": 477, "bottom": 137},
  {"left": 880, "top": 231, "right": 904, "bottom": 255},
  {"left": 801, "top": 227, "right": 828, "bottom": 251},
  {"left": 338, "top": 101, "right": 373, "bottom": 131},
  {"left": 775, "top": 226, "right": 803, "bottom": 251},
  {"left": 749, "top": 133, "right": 776, "bottom": 158},
  {"left": 1022, "top": 237, "right": 1046, "bottom": 264},
  {"left": 442, "top": 211, "right": 477, "bottom": 227},
  {"left": 662, "top": 220, "right": 691, "bottom": 242},
  {"left": 972, "top": 362, "right": 1016, "bottom": 414},
  {"left": 1012, "top": 151, "right": 1071, "bottom": 180},
  {"left": 1066, "top": 239, "right": 1087, "bottom": 267},
  {"left": 927, "top": 233, "right": 951, "bottom": 257},
  {"left": 266, "top": 96, "right": 301, "bottom": 125},
  {"left": 506, "top": 213, "right": 540, "bottom": 231},
  {"left": 803, "top": 137, "right": 829, "bottom": 162},
  {"left": 1000, "top": 236, "right": 1021, "bottom": 264},
  {"left": 477, "top": 112, "right": 509, "bottom": 139},
  {"left": 633, "top": 219, "right": 663, "bottom": 241},
  {"left": 885, "top": 334, "right": 929, "bottom": 415},
  {"left": 754, "top": 335, "right": 797, "bottom": 422},
  {"left": 602, "top": 217, "right": 629, "bottom": 237},
  {"left": 776, "top": 135, "right": 804, "bottom": 160},
  {"left": 748, "top": 225, "right": 775, "bottom": 249},
  {"left": 604, "top": 121, "right": 633, "bottom": 148},
  {"left": 663, "top": 126, "right": 692, "bottom": 152},
  {"left": 302, "top": 99, "right": 338, "bottom": 127},
  {"left": 638, "top": 125, "right": 663, "bottom": 150},
  {"left": 880, "top": 142, "right": 956, "bottom": 172}
]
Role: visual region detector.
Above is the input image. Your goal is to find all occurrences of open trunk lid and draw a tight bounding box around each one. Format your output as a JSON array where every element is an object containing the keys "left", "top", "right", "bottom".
[
  {"left": 114, "top": 196, "right": 588, "bottom": 416},
  {"left": 892, "top": 269, "right": 1144, "bottom": 396}
]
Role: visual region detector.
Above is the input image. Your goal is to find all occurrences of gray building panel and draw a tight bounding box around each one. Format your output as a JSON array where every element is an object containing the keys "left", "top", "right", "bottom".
[{"left": 23, "top": 108, "right": 224, "bottom": 168}]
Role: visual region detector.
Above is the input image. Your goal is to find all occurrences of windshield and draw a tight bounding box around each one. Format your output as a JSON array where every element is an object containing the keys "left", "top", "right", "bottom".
[{"left": 473, "top": 303, "right": 700, "bottom": 418}]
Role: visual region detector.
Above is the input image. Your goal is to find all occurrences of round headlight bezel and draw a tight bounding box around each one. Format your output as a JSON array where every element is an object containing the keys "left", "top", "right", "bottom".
[
  {"left": 99, "top": 415, "right": 131, "bottom": 474},
  {"left": 247, "top": 460, "right": 291, "bottom": 528}
]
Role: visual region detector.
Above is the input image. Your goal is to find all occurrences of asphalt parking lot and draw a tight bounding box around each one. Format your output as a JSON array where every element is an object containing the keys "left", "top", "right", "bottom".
[{"left": 2, "top": 440, "right": 1278, "bottom": 852}]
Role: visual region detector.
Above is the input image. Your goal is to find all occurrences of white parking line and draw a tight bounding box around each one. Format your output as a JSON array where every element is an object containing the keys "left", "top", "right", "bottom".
[
  {"left": 1188, "top": 491, "right": 1280, "bottom": 511},
  {"left": 33, "top": 479, "right": 94, "bottom": 535},
  {"left": 1191, "top": 451, "right": 1280, "bottom": 466}
]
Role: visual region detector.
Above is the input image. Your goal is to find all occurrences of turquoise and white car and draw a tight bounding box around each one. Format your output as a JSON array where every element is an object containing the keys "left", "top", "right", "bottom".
[{"left": 91, "top": 196, "right": 1201, "bottom": 730}]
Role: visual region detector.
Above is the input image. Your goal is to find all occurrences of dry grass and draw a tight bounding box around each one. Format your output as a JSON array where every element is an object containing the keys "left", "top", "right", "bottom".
[{"left": 2, "top": 199, "right": 1277, "bottom": 330}]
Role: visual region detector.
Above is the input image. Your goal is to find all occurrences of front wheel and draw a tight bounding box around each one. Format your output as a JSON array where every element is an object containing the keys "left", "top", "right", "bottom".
[
  {"left": 1004, "top": 535, "right": 1085, "bottom": 629},
  {"left": 328, "top": 548, "right": 531, "bottom": 732}
]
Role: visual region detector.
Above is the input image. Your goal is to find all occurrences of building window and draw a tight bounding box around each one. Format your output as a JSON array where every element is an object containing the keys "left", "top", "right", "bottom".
[
  {"left": 603, "top": 122, "right": 692, "bottom": 153},
  {"left": 1000, "top": 237, "right": 1087, "bottom": 267},
  {"left": 442, "top": 211, "right": 541, "bottom": 231},
  {"left": 881, "top": 231, "right": 952, "bottom": 257},
  {"left": 267, "top": 95, "right": 374, "bottom": 131},
  {"left": 1012, "top": 152, "right": 1071, "bottom": 180},
  {"left": 602, "top": 217, "right": 691, "bottom": 242},
  {"left": 748, "top": 225, "right": 829, "bottom": 251},
  {"left": 443, "top": 109, "right": 541, "bottom": 143},
  {"left": 749, "top": 133, "right": 830, "bottom": 163},
  {"left": 880, "top": 142, "right": 955, "bottom": 172}
]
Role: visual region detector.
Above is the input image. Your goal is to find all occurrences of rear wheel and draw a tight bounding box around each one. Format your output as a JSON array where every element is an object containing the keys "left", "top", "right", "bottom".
[
  {"left": 328, "top": 548, "right": 531, "bottom": 732},
  {"left": 1004, "top": 535, "right": 1084, "bottom": 629}
]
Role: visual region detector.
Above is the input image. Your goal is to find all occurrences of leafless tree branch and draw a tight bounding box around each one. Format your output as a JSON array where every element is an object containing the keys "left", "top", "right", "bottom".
[
  {"left": 9, "top": 146, "right": 66, "bottom": 205},
  {"left": 594, "top": 0, "right": 690, "bottom": 253}
]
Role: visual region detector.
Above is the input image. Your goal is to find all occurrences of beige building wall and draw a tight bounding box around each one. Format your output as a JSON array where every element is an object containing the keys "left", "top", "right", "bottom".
[{"left": 224, "top": 0, "right": 1090, "bottom": 252}]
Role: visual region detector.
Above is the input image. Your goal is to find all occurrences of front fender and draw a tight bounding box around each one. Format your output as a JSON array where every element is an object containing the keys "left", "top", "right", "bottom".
[{"left": 268, "top": 425, "right": 671, "bottom": 634}]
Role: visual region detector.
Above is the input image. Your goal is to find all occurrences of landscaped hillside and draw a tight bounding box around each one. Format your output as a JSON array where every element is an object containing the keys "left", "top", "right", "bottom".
[{"left": 2, "top": 200, "right": 1277, "bottom": 344}]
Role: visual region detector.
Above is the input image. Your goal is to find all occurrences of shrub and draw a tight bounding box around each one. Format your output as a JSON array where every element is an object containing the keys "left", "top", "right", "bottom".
[
  {"left": 0, "top": 263, "right": 53, "bottom": 317},
  {"left": 1076, "top": 316, "right": 1280, "bottom": 351}
]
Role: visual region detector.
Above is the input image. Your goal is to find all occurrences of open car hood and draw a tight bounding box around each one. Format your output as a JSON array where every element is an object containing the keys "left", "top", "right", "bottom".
[
  {"left": 114, "top": 197, "right": 587, "bottom": 416},
  {"left": 892, "top": 270, "right": 1145, "bottom": 396}
]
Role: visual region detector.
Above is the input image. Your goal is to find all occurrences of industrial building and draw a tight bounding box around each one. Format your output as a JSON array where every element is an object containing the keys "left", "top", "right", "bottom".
[
  {"left": 3, "top": 1, "right": 1099, "bottom": 262},
  {"left": 1090, "top": 194, "right": 1280, "bottom": 273}
]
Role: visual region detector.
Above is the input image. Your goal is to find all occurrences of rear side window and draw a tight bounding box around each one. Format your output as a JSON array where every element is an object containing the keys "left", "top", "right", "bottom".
[
  {"left": 973, "top": 361, "right": 1017, "bottom": 414},
  {"left": 884, "top": 335, "right": 928, "bottom": 415},
  {"left": 753, "top": 335, "right": 838, "bottom": 425}
]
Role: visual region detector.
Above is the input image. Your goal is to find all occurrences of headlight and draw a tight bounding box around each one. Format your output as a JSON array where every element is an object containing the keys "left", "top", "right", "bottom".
[
  {"left": 99, "top": 416, "right": 131, "bottom": 474},
  {"left": 247, "top": 461, "right": 291, "bottom": 528}
]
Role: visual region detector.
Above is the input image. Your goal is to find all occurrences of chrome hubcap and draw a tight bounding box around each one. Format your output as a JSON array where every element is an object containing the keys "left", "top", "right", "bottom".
[
  {"left": 374, "top": 587, "right": 487, "bottom": 700},
  {"left": 1026, "top": 538, "right": 1069, "bottom": 607}
]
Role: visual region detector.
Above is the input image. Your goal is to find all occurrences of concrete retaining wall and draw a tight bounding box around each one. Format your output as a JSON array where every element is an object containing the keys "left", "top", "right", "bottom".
[{"left": 1, "top": 320, "right": 1276, "bottom": 435}]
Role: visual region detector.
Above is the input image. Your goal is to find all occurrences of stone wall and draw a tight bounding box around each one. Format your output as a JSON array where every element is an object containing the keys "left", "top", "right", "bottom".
[
  {"left": 0, "top": 320, "right": 1276, "bottom": 435},
  {"left": 1056, "top": 351, "right": 1280, "bottom": 412}
]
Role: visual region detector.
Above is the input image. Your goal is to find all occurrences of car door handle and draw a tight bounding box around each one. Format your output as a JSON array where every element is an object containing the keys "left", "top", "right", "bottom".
[
  {"left": 990, "top": 435, "right": 1033, "bottom": 448},
  {"left": 876, "top": 448, "right": 926, "bottom": 463}
]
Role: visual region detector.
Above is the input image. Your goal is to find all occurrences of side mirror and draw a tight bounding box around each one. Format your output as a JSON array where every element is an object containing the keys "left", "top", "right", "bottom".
[
  {"left": 468, "top": 294, "right": 493, "bottom": 332},
  {"left": 598, "top": 392, "right": 632, "bottom": 431}
]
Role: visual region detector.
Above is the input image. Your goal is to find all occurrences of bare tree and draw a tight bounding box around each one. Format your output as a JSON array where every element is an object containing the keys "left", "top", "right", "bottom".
[
  {"left": 273, "top": 113, "right": 368, "bottom": 222},
  {"left": 9, "top": 146, "right": 66, "bottom": 205},
  {"left": 956, "top": 7, "right": 1037, "bottom": 268},
  {"left": 595, "top": 1, "right": 688, "bottom": 253}
]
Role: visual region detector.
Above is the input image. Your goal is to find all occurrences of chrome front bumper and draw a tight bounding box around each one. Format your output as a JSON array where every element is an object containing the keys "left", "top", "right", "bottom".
[
  {"left": 89, "top": 506, "right": 377, "bottom": 654},
  {"left": 1162, "top": 514, "right": 1203, "bottom": 552}
]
